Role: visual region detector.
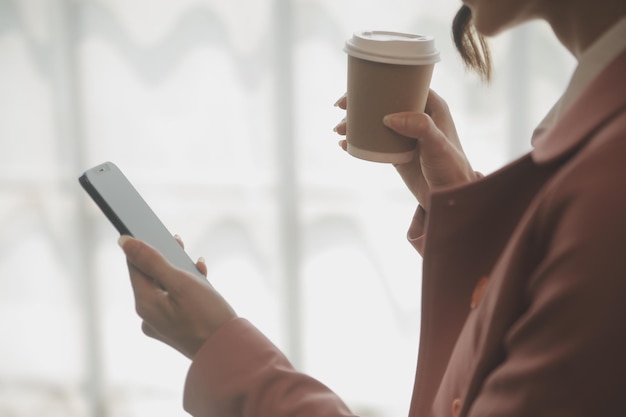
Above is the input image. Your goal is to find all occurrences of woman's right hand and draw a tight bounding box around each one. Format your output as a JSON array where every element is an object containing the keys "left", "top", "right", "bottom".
[{"left": 335, "top": 89, "right": 478, "bottom": 210}]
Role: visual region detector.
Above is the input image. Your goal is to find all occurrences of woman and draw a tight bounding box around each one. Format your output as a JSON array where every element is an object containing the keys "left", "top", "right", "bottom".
[{"left": 118, "top": 0, "right": 626, "bottom": 415}]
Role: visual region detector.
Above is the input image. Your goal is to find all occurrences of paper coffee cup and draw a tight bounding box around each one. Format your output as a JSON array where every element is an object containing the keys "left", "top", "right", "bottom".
[{"left": 344, "top": 31, "right": 440, "bottom": 163}]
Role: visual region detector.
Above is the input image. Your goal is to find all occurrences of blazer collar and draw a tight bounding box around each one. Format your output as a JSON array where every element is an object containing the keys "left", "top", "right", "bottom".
[{"left": 531, "top": 50, "right": 626, "bottom": 164}]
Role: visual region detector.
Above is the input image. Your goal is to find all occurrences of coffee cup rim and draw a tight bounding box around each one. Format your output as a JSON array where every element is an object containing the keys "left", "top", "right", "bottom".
[{"left": 344, "top": 30, "right": 440, "bottom": 65}]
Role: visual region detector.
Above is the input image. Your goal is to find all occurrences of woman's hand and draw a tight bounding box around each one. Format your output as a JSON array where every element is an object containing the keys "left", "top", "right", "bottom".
[
  {"left": 119, "top": 235, "right": 237, "bottom": 359},
  {"left": 335, "top": 89, "right": 478, "bottom": 210}
]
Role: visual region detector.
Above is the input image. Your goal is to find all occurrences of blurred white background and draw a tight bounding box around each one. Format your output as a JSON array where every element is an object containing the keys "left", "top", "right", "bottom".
[{"left": 0, "top": 0, "right": 575, "bottom": 416}]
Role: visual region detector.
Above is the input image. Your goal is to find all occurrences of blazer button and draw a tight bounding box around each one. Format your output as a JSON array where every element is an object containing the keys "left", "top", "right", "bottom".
[
  {"left": 452, "top": 398, "right": 462, "bottom": 417},
  {"left": 470, "top": 275, "right": 490, "bottom": 309}
]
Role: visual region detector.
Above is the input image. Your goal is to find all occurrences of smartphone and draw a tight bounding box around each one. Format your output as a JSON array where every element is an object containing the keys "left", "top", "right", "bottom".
[{"left": 79, "top": 161, "right": 204, "bottom": 280}]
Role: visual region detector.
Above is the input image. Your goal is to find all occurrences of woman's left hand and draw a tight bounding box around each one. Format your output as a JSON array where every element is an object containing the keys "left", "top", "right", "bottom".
[{"left": 119, "top": 235, "right": 237, "bottom": 359}]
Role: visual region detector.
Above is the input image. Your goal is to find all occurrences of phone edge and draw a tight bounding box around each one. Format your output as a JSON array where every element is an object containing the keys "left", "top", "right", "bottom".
[{"left": 79, "top": 171, "right": 132, "bottom": 236}]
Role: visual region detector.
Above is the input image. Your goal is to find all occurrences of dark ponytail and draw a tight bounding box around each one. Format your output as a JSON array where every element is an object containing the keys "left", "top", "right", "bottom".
[{"left": 452, "top": 5, "right": 492, "bottom": 81}]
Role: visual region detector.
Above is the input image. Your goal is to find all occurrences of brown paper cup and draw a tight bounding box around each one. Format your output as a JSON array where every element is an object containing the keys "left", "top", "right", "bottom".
[{"left": 344, "top": 31, "right": 440, "bottom": 164}]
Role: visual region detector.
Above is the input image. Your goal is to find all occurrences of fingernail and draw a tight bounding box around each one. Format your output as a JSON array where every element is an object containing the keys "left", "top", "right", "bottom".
[
  {"left": 333, "top": 117, "right": 346, "bottom": 132},
  {"left": 382, "top": 114, "right": 396, "bottom": 127},
  {"left": 333, "top": 94, "right": 346, "bottom": 107},
  {"left": 118, "top": 235, "right": 131, "bottom": 248},
  {"left": 198, "top": 256, "right": 206, "bottom": 264}
]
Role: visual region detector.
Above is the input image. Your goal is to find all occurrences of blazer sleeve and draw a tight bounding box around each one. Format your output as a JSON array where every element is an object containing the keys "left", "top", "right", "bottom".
[
  {"left": 407, "top": 172, "right": 484, "bottom": 256},
  {"left": 183, "top": 318, "right": 356, "bottom": 417},
  {"left": 407, "top": 205, "right": 427, "bottom": 255}
]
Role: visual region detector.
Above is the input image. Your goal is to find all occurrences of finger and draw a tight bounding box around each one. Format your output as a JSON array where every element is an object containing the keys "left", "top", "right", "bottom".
[
  {"left": 119, "top": 235, "right": 183, "bottom": 294},
  {"left": 141, "top": 320, "right": 173, "bottom": 344},
  {"left": 141, "top": 321, "right": 177, "bottom": 350},
  {"left": 383, "top": 112, "right": 453, "bottom": 165},
  {"left": 128, "top": 276, "right": 170, "bottom": 336},
  {"left": 174, "top": 234, "right": 184, "bottom": 249},
  {"left": 383, "top": 111, "right": 435, "bottom": 141},
  {"left": 124, "top": 253, "right": 171, "bottom": 322},
  {"left": 424, "top": 90, "right": 463, "bottom": 148},
  {"left": 424, "top": 90, "right": 453, "bottom": 127},
  {"left": 196, "top": 256, "right": 208, "bottom": 277},
  {"left": 333, "top": 117, "right": 346, "bottom": 135},
  {"left": 338, "top": 139, "right": 348, "bottom": 152},
  {"left": 142, "top": 320, "right": 160, "bottom": 339},
  {"left": 333, "top": 93, "right": 347, "bottom": 109},
  {"left": 424, "top": 89, "right": 447, "bottom": 116}
]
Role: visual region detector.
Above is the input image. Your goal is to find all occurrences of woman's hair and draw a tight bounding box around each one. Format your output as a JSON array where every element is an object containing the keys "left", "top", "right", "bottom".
[{"left": 452, "top": 5, "right": 492, "bottom": 81}]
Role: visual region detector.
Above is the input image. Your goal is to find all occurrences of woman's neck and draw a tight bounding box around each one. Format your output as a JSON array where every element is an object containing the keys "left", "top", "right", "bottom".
[{"left": 545, "top": 1, "right": 626, "bottom": 59}]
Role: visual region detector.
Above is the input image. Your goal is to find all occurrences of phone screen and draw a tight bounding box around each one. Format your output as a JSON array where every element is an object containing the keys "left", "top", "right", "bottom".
[{"left": 79, "top": 161, "right": 204, "bottom": 279}]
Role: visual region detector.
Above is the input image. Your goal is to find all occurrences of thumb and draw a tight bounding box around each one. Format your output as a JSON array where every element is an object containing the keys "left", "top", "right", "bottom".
[
  {"left": 384, "top": 112, "right": 474, "bottom": 189},
  {"left": 383, "top": 112, "right": 451, "bottom": 160},
  {"left": 118, "top": 235, "right": 182, "bottom": 293}
]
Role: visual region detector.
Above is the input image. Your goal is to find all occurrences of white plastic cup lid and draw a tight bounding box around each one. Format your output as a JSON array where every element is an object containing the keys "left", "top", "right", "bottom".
[{"left": 344, "top": 30, "right": 440, "bottom": 65}]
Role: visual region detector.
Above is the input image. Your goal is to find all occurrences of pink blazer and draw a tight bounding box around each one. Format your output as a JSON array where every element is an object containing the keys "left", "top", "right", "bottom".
[{"left": 183, "top": 50, "right": 626, "bottom": 417}]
